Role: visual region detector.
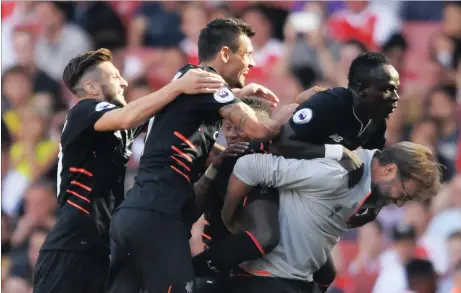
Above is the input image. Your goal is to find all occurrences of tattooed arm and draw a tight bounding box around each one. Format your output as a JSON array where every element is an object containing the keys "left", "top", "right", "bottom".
[
  {"left": 194, "top": 173, "right": 215, "bottom": 221},
  {"left": 219, "top": 102, "right": 281, "bottom": 140}
]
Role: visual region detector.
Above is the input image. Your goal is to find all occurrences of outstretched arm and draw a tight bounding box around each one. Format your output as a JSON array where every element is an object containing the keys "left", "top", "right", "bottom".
[{"left": 94, "top": 69, "right": 224, "bottom": 131}]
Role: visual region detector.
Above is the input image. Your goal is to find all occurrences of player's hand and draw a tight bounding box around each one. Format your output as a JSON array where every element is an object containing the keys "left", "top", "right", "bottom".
[
  {"left": 346, "top": 208, "right": 378, "bottom": 229},
  {"left": 176, "top": 69, "right": 225, "bottom": 94},
  {"left": 235, "top": 83, "right": 280, "bottom": 107},
  {"left": 341, "top": 148, "right": 364, "bottom": 188},
  {"left": 272, "top": 103, "right": 299, "bottom": 125},
  {"left": 211, "top": 142, "right": 249, "bottom": 168},
  {"left": 294, "top": 86, "right": 327, "bottom": 104}
]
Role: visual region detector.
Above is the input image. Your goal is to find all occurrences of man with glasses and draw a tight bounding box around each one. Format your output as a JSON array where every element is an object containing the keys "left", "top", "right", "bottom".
[{"left": 221, "top": 141, "right": 442, "bottom": 293}]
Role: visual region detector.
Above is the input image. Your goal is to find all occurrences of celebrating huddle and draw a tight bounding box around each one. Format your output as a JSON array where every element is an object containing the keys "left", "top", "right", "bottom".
[{"left": 33, "top": 18, "right": 442, "bottom": 293}]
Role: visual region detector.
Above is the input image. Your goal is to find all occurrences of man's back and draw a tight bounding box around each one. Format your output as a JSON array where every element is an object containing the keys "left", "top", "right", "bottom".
[
  {"left": 290, "top": 87, "right": 386, "bottom": 150},
  {"left": 42, "top": 99, "right": 137, "bottom": 253},
  {"left": 233, "top": 150, "right": 378, "bottom": 281},
  {"left": 120, "top": 65, "right": 238, "bottom": 221}
]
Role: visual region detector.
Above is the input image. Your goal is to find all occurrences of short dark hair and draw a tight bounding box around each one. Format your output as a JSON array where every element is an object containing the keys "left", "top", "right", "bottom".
[
  {"left": 198, "top": 18, "right": 255, "bottom": 62},
  {"left": 62, "top": 48, "right": 113, "bottom": 96},
  {"left": 406, "top": 258, "right": 436, "bottom": 280},
  {"left": 240, "top": 96, "right": 272, "bottom": 117},
  {"left": 347, "top": 52, "right": 390, "bottom": 88},
  {"left": 382, "top": 33, "right": 408, "bottom": 53}
]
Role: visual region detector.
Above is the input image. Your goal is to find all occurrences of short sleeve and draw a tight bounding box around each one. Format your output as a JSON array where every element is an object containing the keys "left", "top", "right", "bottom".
[
  {"left": 289, "top": 91, "right": 343, "bottom": 142},
  {"left": 67, "top": 99, "right": 120, "bottom": 135},
  {"left": 198, "top": 87, "right": 239, "bottom": 111}
]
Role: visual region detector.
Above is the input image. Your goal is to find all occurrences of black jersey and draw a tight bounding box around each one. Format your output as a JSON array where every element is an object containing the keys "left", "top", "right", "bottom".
[
  {"left": 119, "top": 65, "right": 239, "bottom": 221},
  {"left": 289, "top": 87, "right": 387, "bottom": 151},
  {"left": 202, "top": 141, "right": 275, "bottom": 247},
  {"left": 41, "top": 99, "right": 143, "bottom": 253}
]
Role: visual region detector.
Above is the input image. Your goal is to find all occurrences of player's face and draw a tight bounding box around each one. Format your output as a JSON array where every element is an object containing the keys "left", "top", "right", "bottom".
[
  {"left": 364, "top": 65, "right": 400, "bottom": 119},
  {"left": 223, "top": 35, "right": 255, "bottom": 88},
  {"left": 372, "top": 163, "right": 421, "bottom": 207},
  {"left": 221, "top": 119, "right": 249, "bottom": 144},
  {"left": 97, "top": 62, "right": 128, "bottom": 107}
]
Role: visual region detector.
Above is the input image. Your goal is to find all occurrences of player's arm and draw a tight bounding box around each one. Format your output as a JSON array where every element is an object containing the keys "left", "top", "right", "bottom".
[
  {"left": 222, "top": 153, "right": 322, "bottom": 229},
  {"left": 193, "top": 166, "right": 217, "bottom": 220},
  {"left": 269, "top": 91, "right": 347, "bottom": 160},
  {"left": 94, "top": 69, "right": 224, "bottom": 131},
  {"left": 218, "top": 100, "right": 297, "bottom": 140},
  {"left": 218, "top": 102, "right": 282, "bottom": 140},
  {"left": 270, "top": 123, "right": 337, "bottom": 159}
]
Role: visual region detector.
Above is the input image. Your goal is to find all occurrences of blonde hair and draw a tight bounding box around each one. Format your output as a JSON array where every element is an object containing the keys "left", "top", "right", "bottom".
[{"left": 378, "top": 141, "right": 442, "bottom": 199}]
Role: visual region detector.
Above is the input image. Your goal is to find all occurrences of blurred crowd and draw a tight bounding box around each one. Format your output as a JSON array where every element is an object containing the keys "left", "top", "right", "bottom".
[{"left": 1, "top": 1, "right": 460, "bottom": 293}]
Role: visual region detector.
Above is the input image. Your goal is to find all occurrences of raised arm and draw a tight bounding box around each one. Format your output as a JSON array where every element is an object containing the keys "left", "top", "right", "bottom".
[
  {"left": 219, "top": 102, "right": 297, "bottom": 140},
  {"left": 94, "top": 69, "right": 224, "bottom": 131}
]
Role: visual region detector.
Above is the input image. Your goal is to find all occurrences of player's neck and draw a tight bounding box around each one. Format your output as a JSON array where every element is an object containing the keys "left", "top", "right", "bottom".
[{"left": 199, "top": 61, "right": 223, "bottom": 76}]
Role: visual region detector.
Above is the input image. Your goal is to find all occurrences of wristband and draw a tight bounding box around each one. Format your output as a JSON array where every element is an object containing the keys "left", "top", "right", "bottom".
[
  {"left": 204, "top": 164, "right": 218, "bottom": 180},
  {"left": 324, "top": 144, "right": 343, "bottom": 161}
]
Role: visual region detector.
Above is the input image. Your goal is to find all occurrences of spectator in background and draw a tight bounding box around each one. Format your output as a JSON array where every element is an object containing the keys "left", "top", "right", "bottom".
[
  {"left": 440, "top": 232, "right": 461, "bottom": 293},
  {"left": 348, "top": 221, "right": 385, "bottom": 293},
  {"left": 335, "top": 40, "right": 367, "bottom": 87},
  {"left": 2, "top": 109, "right": 58, "bottom": 217},
  {"left": 430, "top": 2, "right": 461, "bottom": 80},
  {"left": 405, "top": 258, "right": 438, "bottom": 293},
  {"left": 372, "top": 224, "right": 418, "bottom": 293},
  {"left": 381, "top": 33, "right": 415, "bottom": 88},
  {"left": 2, "top": 66, "right": 34, "bottom": 140},
  {"left": 11, "top": 28, "right": 64, "bottom": 112},
  {"left": 425, "top": 175, "right": 461, "bottom": 275},
  {"left": 6, "top": 227, "right": 49, "bottom": 293},
  {"left": 282, "top": 2, "right": 338, "bottom": 84},
  {"left": 34, "top": 1, "right": 92, "bottom": 80},
  {"left": 327, "top": 0, "right": 402, "bottom": 51},
  {"left": 403, "top": 201, "right": 434, "bottom": 260},
  {"left": 241, "top": 4, "right": 283, "bottom": 80},
  {"left": 74, "top": 1, "right": 126, "bottom": 51},
  {"left": 179, "top": 2, "right": 208, "bottom": 65},
  {"left": 9, "top": 181, "right": 56, "bottom": 249},
  {"left": 208, "top": 2, "right": 233, "bottom": 20},
  {"left": 427, "top": 84, "right": 460, "bottom": 175},
  {"left": 128, "top": 2, "right": 183, "bottom": 48},
  {"left": 1, "top": 2, "right": 38, "bottom": 72},
  {"left": 145, "top": 46, "right": 187, "bottom": 85},
  {"left": 410, "top": 117, "right": 454, "bottom": 181}
]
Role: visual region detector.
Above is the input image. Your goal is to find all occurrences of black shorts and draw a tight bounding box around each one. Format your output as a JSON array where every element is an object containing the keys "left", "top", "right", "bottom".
[
  {"left": 106, "top": 208, "right": 195, "bottom": 293},
  {"left": 229, "top": 275, "right": 321, "bottom": 293},
  {"left": 33, "top": 250, "right": 109, "bottom": 293}
]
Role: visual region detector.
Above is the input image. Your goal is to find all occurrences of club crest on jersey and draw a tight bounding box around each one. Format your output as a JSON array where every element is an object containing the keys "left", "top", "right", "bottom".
[
  {"left": 292, "top": 108, "right": 313, "bottom": 124},
  {"left": 95, "top": 102, "right": 116, "bottom": 112},
  {"left": 213, "top": 87, "right": 235, "bottom": 103}
]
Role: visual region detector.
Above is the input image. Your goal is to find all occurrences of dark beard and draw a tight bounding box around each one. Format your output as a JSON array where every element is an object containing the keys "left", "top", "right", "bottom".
[{"left": 361, "top": 184, "right": 390, "bottom": 209}]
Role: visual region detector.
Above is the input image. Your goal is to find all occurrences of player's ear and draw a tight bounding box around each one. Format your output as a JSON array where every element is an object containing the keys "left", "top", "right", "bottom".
[
  {"left": 356, "top": 82, "right": 367, "bottom": 97},
  {"left": 220, "top": 46, "right": 230, "bottom": 63},
  {"left": 83, "top": 81, "right": 98, "bottom": 96},
  {"left": 384, "top": 163, "right": 398, "bottom": 176}
]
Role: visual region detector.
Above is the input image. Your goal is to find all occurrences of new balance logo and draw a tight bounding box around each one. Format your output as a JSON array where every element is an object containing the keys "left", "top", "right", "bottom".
[{"left": 329, "top": 134, "right": 343, "bottom": 143}]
